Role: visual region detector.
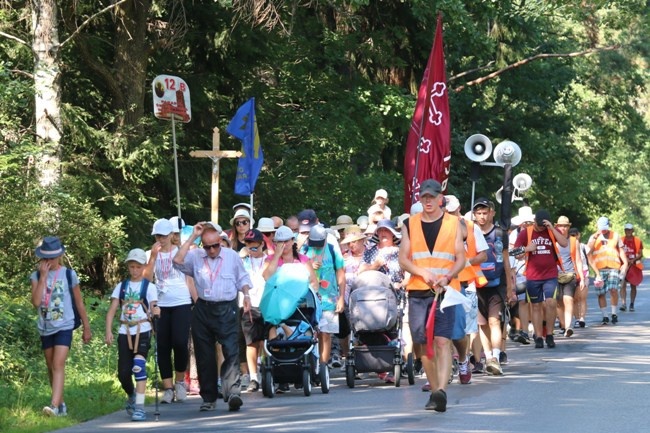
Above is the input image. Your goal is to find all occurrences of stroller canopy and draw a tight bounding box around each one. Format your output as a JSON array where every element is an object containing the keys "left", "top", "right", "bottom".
[{"left": 260, "top": 263, "right": 320, "bottom": 325}]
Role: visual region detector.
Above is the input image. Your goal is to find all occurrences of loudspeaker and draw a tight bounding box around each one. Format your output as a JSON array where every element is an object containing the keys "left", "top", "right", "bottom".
[
  {"left": 513, "top": 173, "right": 533, "bottom": 193},
  {"left": 493, "top": 140, "right": 522, "bottom": 166},
  {"left": 495, "top": 186, "right": 515, "bottom": 204},
  {"left": 464, "top": 134, "right": 493, "bottom": 162}
]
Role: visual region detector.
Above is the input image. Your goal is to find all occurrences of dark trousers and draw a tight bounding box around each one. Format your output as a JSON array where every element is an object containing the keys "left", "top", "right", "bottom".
[
  {"left": 117, "top": 331, "right": 151, "bottom": 396},
  {"left": 192, "top": 299, "right": 241, "bottom": 403},
  {"left": 157, "top": 304, "right": 192, "bottom": 380}
]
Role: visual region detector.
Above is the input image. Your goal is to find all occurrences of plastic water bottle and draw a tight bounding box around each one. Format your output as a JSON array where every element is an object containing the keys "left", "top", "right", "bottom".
[{"left": 495, "top": 237, "right": 503, "bottom": 263}]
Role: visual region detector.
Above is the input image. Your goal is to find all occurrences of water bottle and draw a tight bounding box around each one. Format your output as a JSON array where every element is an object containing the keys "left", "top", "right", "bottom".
[{"left": 495, "top": 237, "right": 503, "bottom": 263}]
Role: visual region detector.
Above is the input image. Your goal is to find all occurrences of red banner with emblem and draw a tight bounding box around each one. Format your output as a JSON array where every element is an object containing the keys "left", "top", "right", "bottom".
[{"left": 403, "top": 14, "right": 451, "bottom": 212}]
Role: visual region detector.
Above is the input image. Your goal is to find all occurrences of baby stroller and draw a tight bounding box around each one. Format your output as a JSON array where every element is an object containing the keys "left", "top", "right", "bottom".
[
  {"left": 345, "top": 271, "right": 415, "bottom": 388},
  {"left": 259, "top": 264, "right": 328, "bottom": 397}
]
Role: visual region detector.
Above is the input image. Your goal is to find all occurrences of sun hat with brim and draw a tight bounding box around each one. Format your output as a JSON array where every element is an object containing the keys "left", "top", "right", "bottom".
[
  {"left": 356, "top": 216, "right": 369, "bottom": 230},
  {"left": 517, "top": 206, "right": 535, "bottom": 223},
  {"left": 511, "top": 215, "right": 523, "bottom": 226},
  {"left": 256, "top": 217, "right": 276, "bottom": 233},
  {"left": 229, "top": 209, "right": 255, "bottom": 227},
  {"left": 343, "top": 225, "right": 363, "bottom": 236},
  {"left": 371, "top": 219, "right": 401, "bottom": 245},
  {"left": 124, "top": 248, "right": 147, "bottom": 265},
  {"left": 35, "top": 236, "right": 65, "bottom": 259},
  {"left": 340, "top": 231, "right": 367, "bottom": 245},
  {"left": 332, "top": 215, "right": 354, "bottom": 230},
  {"left": 152, "top": 218, "right": 174, "bottom": 236},
  {"left": 555, "top": 216, "right": 571, "bottom": 226}
]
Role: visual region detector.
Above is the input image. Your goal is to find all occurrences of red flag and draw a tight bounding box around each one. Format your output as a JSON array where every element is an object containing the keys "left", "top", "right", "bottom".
[{"left": 403, "top": 14, "right": 451, "bottom": 212}]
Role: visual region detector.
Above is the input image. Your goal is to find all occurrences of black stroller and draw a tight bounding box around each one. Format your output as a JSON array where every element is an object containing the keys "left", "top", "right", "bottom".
[
  {"left": 259, "top": 264, "right": 329, "bottom": 397},
  {"left": 345, "top": 271, "right": 415, "bottom": 388}
]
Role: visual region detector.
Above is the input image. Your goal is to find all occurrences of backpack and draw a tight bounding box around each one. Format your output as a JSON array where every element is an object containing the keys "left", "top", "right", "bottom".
[
  {"left": 480, "top": 226, "right": 505, "bottom": 287},
  {"left": 301, "top": 242, "right": 339, "bottom": 270},
  {"left": 118, "top": 278, "right": 151, "bottom": 311},
  {"left": 37, "top": 268, "right": 81, "bottom": 330}
]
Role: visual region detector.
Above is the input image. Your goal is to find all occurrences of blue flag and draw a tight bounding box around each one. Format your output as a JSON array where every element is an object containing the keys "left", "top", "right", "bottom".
[{"left": 226, "top": 98, "right": 264, "bottom": 196}]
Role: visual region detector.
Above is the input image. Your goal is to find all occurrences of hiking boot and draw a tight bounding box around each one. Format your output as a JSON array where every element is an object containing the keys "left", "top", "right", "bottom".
[
  {"left": 486, "top": 357, "right": 503, "bottom": 375},
  {"left": 499, "top": 352, "right": 508, "bottom": 365},
  {"left": 620, "top": 304, "right": 626, "bottom": 311},
  {"left": 247, "top": 379, "right": 260, "bottom": 392},
  {"left": 546, "top": 335, "right": 556, "bottom": 348},
  {"left": 601, "top": 316, "right": 609, "bottom": 325},
  {"left": 175, "top": 381, "right": 187, "bottom": 402},
  {"left": 535, "top": 337, "right": 544, "bottom": 348},
  {"left": 611, "top": 314, "right": 618, "bottom": 324},
  {"left": 199, "top": 401, "right": 216, "bottom": 411},
  {"left": 564, "top": 328, "right": 574, "bottom": 338},
  {"left": 58, "top": 402, "right": 67, "bottom": 417},
  {"left": 161, "top": 388, "right": 174, "bottom": 404},
  {"left": 630, "top": 303, "right": 635, "bottom": 312},
  {"left": 131, "top": 408, "right": 147, "bottom": 421},
  {"left": 458, "top": 360, "right": 471, "bottom": 384},
  {"left": 228, "top": 394, "right": 243, "bottom": 412},
  {"left": 125, "top": 395, "right": 136, "bottom": 415},
  {"left": 425, "top": 389, "right": 447, "bottom": 412}
]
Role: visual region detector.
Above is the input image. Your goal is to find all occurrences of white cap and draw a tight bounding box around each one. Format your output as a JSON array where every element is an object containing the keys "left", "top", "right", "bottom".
[
  {"left": 374, "top": 189, "right": 388, "bottom": 200},
  {"left": 125, "top": 248, "right": 147, "bottom": 264},
  {"left": 624, "top": 223, "right": 634, "bottom": 230},
  {"left": 169, "top": 216, "right": 185, "bottom": 233},
  {"left": 151, "top": 218, "right": 173, "bottom": 236},
  {"left": 274, "top": 226, "right": 294, "bottom": 242},
  {"left": 444, "top": 195, "right": 460, "bottom": 213}
]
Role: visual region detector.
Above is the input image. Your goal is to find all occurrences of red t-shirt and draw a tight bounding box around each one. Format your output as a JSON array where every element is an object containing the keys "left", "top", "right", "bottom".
[{"left": 514, "top": 228, "right": 559, "bottom": 281}]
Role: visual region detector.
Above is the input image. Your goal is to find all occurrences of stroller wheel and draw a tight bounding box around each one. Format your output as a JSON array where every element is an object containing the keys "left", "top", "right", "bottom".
[
  {"left": 302, "top": 369, "right": 312, "bottom": 396},
  {"left": 394, "top": 363, "right": 402, "bottom": 387},
  {"left": 263, "top": 369, "right": 275, "bottom": 398},
  {"left": 406, "top": 352, "right": 415, "bottom": 385},
  {"left": 319, "top": 362, "right": 330, "bottom": 394},
  {"left": 345, "top": 364, "right": 356, "bottom": 388}
]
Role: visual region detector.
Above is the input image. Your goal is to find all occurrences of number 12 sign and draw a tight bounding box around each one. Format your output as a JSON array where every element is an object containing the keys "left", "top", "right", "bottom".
[{"left": 152, "top": 75, "right": 191, "bottom": 123}]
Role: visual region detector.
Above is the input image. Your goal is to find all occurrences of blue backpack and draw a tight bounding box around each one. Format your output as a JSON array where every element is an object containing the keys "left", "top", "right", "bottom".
[
  {"left": 480, "top": 227, "right": 505, "bottom": 287},
  {"left": 36, "top": 268, "right": 81, "bottom": 330},
  {"left": 118, "top": 279, "right": 151, "bottom": 311}
]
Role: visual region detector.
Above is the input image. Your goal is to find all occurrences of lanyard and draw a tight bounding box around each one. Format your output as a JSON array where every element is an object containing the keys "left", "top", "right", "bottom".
[
  {"left": 203, "top": 256, "right": 224, "bottom": 286},
  {"left": 43, "top": 267, "right": 62, "bottom": 309},
  {"left": 156, "top": 251, "right": 173, "bottom": 286}
]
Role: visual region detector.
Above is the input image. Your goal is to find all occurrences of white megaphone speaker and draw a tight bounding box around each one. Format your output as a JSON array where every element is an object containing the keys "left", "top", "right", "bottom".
[
  {"left": 513, "top": 173, "right": 533, "bottom": 193},
  {"left": 464, "top": 134, "right": 493, "bottom": 162},
  {"left": 493, "top": 140, "right": 522, "bottom": 167},
  {"left": 495, "top": 186, "right": 515, "bottom": 204}
]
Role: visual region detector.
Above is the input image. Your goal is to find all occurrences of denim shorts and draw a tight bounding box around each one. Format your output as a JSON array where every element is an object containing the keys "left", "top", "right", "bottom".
[{"left": 41, "top": 329, "right": 74, "bottom": 350}]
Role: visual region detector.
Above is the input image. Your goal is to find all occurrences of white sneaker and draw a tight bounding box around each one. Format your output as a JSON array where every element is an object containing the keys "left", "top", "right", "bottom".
[
  {"left": 161, "top": 388, "right": 174, "bottom": 404},
  {"left": 175, "top": 381, "right": 187, "bottom": 402},
  {"left": 240, "top": 373, "right": 251, "bottom": 390},
  {"left": 43, "top": 405, "right": 60, "bottom": 417}
]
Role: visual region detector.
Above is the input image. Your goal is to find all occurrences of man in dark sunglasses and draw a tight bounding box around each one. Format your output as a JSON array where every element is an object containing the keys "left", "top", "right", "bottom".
[{"left": 173, "top": 222, "right": 252, "bottom": 413}]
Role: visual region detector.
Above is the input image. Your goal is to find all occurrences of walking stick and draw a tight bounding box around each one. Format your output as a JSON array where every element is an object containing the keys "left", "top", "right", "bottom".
[{"left": 152, "top": 317, "right": 160, "bottom": 421}]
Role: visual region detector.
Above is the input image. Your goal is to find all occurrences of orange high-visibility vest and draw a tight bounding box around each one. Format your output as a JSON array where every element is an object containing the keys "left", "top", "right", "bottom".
[
  {"left": 457, "top": 219, "right": 488, "bottom": 287},
  {"left": 591, "top": 232, "right": 622, "bottom": 270},
  {"left": 406, "top": 213, "right": 461, "bottom": 292}
]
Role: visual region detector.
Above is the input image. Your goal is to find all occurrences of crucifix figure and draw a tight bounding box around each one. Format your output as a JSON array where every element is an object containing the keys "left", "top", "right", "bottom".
[{"left": 189, "top": 127, "right": 241, "bottom": 224}]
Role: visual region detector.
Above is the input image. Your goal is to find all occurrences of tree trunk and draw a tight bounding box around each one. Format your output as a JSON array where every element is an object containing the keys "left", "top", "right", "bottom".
[{"left": 31, "top": 0, "right": 62, "bottom": 188}]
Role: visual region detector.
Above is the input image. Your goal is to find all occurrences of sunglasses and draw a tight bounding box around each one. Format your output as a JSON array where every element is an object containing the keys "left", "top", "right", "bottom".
[
  {"left": 203, "top": 243, "right": 221, "bottom": 251},
  {"left": 248, "top": 246, "right": 260, "bottom": 252},
  {"left": 235, "top": 220, "right": 249, "bottom": 227}
]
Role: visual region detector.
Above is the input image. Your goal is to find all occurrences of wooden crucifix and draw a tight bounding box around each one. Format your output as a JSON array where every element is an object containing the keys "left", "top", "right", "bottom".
[{"left": 189, "top": 127, "right": 241, "bottom": 224}]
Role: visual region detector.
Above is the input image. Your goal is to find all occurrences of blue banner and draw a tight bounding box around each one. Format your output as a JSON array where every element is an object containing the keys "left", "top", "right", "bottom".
[{"left": 226, "top": 98, "right": 264, "bottom": 196}]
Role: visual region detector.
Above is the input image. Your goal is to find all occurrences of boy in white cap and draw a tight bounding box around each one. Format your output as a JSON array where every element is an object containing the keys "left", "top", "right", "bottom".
[{"left": 372, "top": 189, "right": 392, "bottom": 220}]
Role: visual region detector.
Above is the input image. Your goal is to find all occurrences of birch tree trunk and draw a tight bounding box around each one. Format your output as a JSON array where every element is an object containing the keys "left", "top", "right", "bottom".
[{"left": 31, "top": 0, "right": 62, "bottom": 188}]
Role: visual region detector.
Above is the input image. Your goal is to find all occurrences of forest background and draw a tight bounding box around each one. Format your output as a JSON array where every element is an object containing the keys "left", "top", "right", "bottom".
[{"left": 0, "top": 1, "right": 648, "bottom": 431}]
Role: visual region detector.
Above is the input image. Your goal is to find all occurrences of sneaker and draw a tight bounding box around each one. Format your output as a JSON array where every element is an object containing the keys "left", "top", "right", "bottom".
[
  {"left": 227, "top": 394, "right": 243, "bottom": 412},
  {"left": 42, "top": 405, "right": 60, "bottom": 417},
  {"left": 58, "top": 402, "right": 67, "bottom": 417},
  {"left": 499, "top": 352, "right": 508, "bottom": 365},
  {"left": 519, "top": 331, "right": 531, "bottom": 345},
  {"left": 131, "top": 408, "right": 147, "bottom": 421},
  {"left": 275, "top": 383, "right": 290, "bottom": 394},
  {"left": 125, "top": 395, "right": 135, "bottom": 415},
  {"left": 545, "top": 335, "right": 556, "bottom": 348},
  {"left": 330, "top": 354, "right": 342, "bottom": 368},
  {"left": 630, "top": 303, "right": 635, "bottom": 312},
  {"left": 199, "top": 401, "right": 216, "bottom": 411},
  {"left": 421, "top": 382, "right": 431, "bottom": 392},
  {"left": 240, "top": 373, "right": 251, "bottom": 390},
  {"left": 579, "top": 320, "right": 586, "bottom": 328},
  {"left": 611, "top": 314, "right": 618, "bottom": 324},
  {"left": 513, "top": 331, "right": 527, "bottom": 344},
  {"left": 486, "top": 357, "right": 503, "bottom": 375},
  {"left": 471, "top": 361, "right": 485, "bottom": 374},
  {"left": 175, "top": 381, "right": 187, "bottom": 402},
  {"left": 414, "top": 358, "right": 423, "bottom": 376},
  {"left": 535, "top": 337, "right": 544, "bottom": 348},
  {"left": 458, "top": 360, "right": 471, "bottom": 384},
  {"left": 601, "top": 316, "right": 609, "bottom": 325},
  {"left": 620, "top": 304, "right": 626, "bottom": 311},
  {"left": 425, "top": 389, "right": 447, "bottom": 412},
  {"left": 247, "top": 379, "right": 260, "bottom": 392},
  {"left": 189, "top": 379, "right": 200, "bottom": 395},
  {"left": 161, "top": 388, "right": 174, "bottom": 404},
  {"left": 564, "top": 328, "right": 574, "bottom": 338}
]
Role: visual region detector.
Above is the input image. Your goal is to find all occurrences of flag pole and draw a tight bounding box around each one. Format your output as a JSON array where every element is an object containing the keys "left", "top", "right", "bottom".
[
  {"left": 249, "top": 193, "right": 254, "bottom": 222},
  {"left": 172, "top": 114, "right": 182, "bottom": 219}
]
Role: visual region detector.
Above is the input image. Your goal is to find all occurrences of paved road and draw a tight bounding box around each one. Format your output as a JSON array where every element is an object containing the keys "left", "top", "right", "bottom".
[{"left": 55, "top": 267, "right": 650, "bottom": 433}]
